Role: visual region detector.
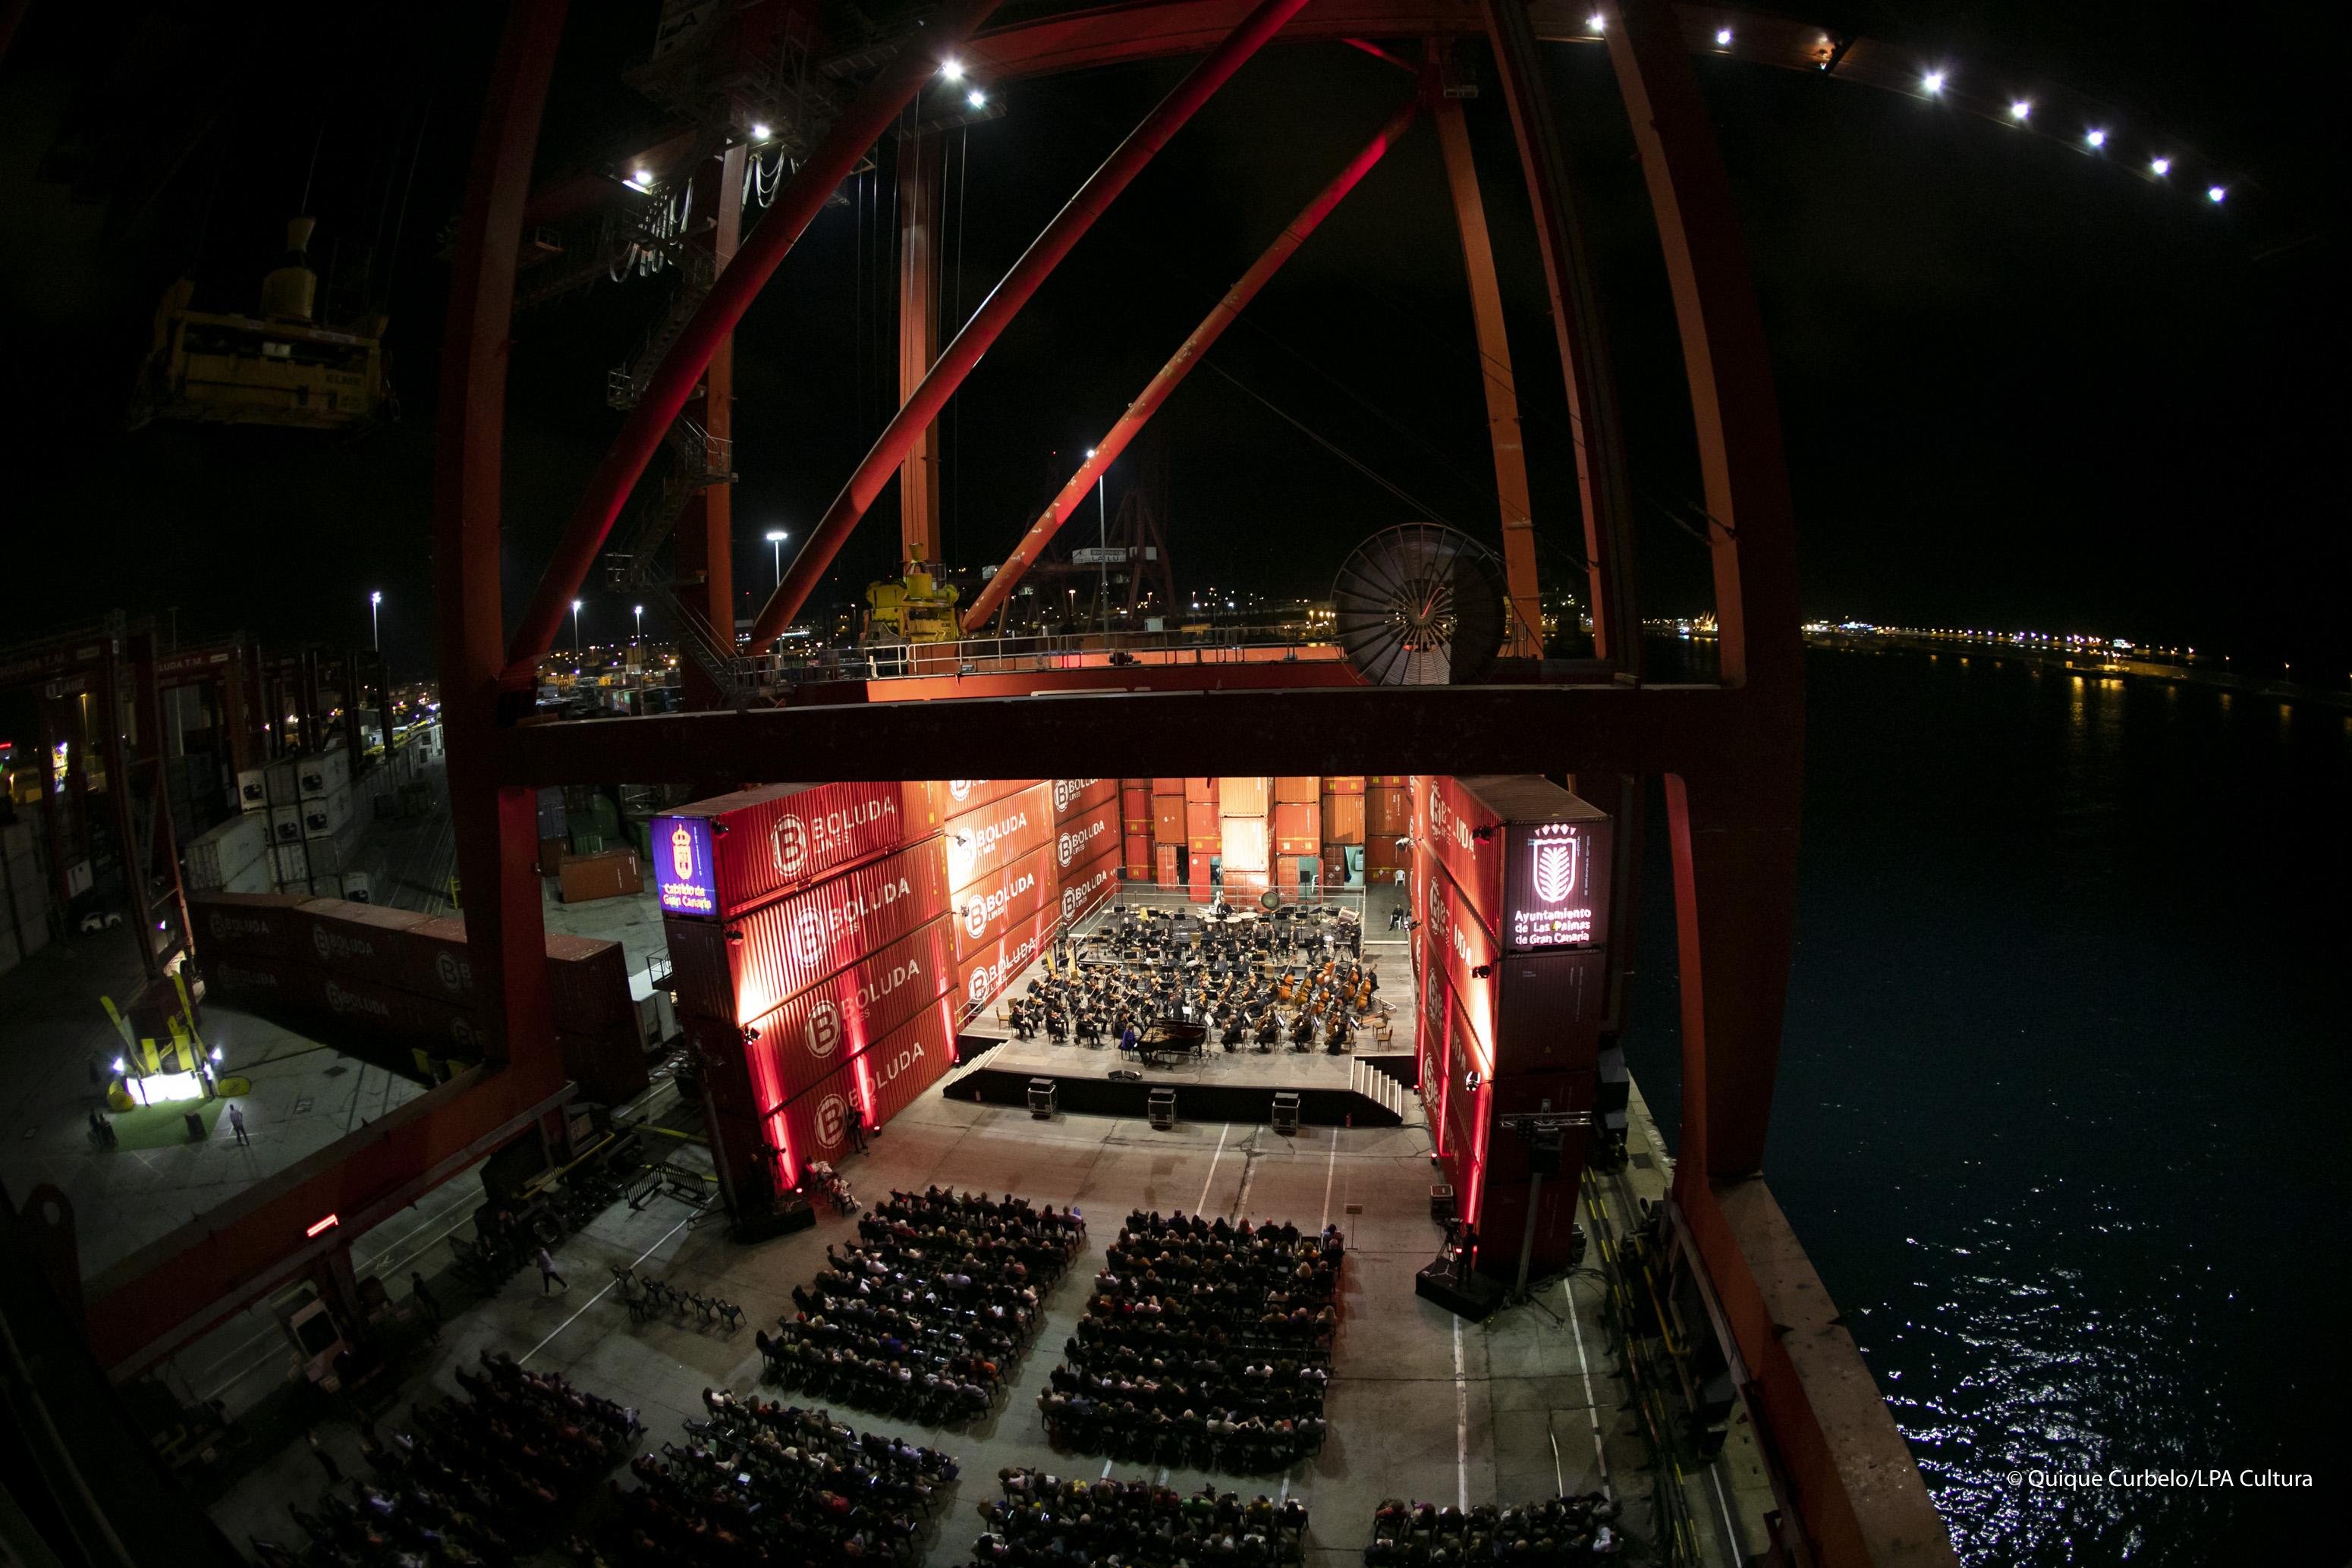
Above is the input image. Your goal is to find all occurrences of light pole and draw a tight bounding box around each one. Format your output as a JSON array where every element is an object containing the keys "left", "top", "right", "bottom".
[
  {"left": 1086, "top": 450, "right": 1109, "bottom": 637},
  {"left": 766, "top": 528, "right": 789, "bottom": 586},
  {"left": 369, "top": 590, "right": 382, "bottom": 652},
  {"left": 634, "top": 604, "right": 644, "bottom": 644},
  {"left": 571, "top": 599, "right": 583, "bottom": 654}
]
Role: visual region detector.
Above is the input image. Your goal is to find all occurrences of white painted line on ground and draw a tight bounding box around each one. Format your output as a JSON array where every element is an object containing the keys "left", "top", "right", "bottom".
[
  {"left": 1278, "top": 1475, "right": 1291, "bottom": 1503},
  {"left": 1318, "top": 1132, "right": 1339, "bottom": 1232},
  {"left": 1157, "top": 1467, "right": 1169, "bottom": 1486},
  {"left": 1101, "top": 1458, "right": 1115, "bottom": 1479},
  {"left": 1452, "top": 1315, "right": 1470, "bottom": 1511},
  {"left": 1196, "top": 1122, "right": 1231, "bottom": 1214},
  {"left": 1564, "top": 1278, "right": 1611, "bottom": 1494},
  {"left": 520, "top": 1211, "right": 694, "bottom": 1366},
  {"left": 1709, "top": 1459, "right": 1743, "bottom": 1562}
]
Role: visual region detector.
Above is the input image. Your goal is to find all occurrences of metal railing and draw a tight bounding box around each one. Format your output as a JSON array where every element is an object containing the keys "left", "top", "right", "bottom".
[{"left": 744, "top": 630, "right": 1349, "bottom": 687}]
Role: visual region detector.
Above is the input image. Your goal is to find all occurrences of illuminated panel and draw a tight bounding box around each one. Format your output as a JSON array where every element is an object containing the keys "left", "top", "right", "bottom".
[
  {"left": 1427, "top": 775, "right": 1613, "bottom": 954},
  {"left": 654, "top": 813, "right": 718, "bottom": 915},
  {"left": 1503, "top": 820, "right": 1602, "bottom": 951}
]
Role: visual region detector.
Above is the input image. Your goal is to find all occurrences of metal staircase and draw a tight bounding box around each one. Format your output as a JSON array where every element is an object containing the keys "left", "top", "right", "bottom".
[
  {"left": 605, "top": 416, "right": 735, "bottom": 592},
  {"left": 1349, "top": 1055, "right": 1421, "bottom": 1126},
  {"left": 671, "top": 602, "right": 752, "bottom": 709},
  {"left": 608, "top": 247, "right": 716, "bottom": 409}
]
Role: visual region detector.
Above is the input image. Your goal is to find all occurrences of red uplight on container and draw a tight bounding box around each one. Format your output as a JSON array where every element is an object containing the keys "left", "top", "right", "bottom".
[
  {"left": 667, "top": 837, "right": 950, "bottom": 1023},
  {"left": 307, "top": 1213, "right": 341, "bottom": 1238},
  {"left": 740, "top": 916, "right": 953, "bottom": 1103}
]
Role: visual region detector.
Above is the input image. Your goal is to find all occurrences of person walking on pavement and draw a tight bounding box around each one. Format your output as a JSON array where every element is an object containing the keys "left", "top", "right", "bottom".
[
  {"left": 307, "top": 1429, "right": 341, "bottom": 1484},
  {"left": 536, "top": 1246, "right": 568, "bottom": 1294},
  {"left": 228, "top": 1104, "right": 250, "bottom": 1146},
  {"left": 844, "top": 1102, "right": 867, "bottom": 1154}
]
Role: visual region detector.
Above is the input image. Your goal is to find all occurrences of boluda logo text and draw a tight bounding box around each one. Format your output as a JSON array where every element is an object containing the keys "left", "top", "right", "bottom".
[
  {"left": 965, "top": 807, "right": 1030, "bottom": 856},
  {"left": 786, "top": 875, "right": 917, "bottom": 966},
  {"left": 772, "top": 794, "right": 897, "bottom": 880},
  {"left": 806, "top": 1000, "right": 843, "bottom": 1058},
  {"left": 1061, "top": 863, "right": 1113, "bottom": 919},
  {"left": 323, "top": 979, "right": 395, "bottom": 1020},
  {"left": 967, "top": 929, "right": 1043, "bottom": 1006},
  {"left": 1428, "top": 790, "right": 1473, "bottom": 854},
  {"left": 1052, "top": 778, "right": 1102, "bottom": 813},
  {"left": 961, "top": 868, "right": 1036, "bottom": 938},
  {"left": 1057, "top": 816, "right": 1110, "bottom": 868},
  {"left": 206, "top": 910, "right": 275, "bottom": 944},
  {"left": 313, "top": 924, "right": 384, "bottom": 966}
]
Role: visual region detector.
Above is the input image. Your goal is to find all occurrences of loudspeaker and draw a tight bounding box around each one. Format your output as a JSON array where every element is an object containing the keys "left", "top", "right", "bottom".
[{"left": 1415, "top": 1259, "right": 1505, "bottom": 1321}]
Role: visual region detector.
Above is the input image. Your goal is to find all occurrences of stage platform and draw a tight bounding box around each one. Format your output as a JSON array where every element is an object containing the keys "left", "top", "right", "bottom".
[
  {"left": 946, "top": 1032, "right": 1420, "bottom": 1126},
  {"left": 947, "top": 900, "right": 1421, "bottom": 1127}
]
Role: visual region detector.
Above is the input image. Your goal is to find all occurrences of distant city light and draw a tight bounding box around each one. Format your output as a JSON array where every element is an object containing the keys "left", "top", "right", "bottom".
[
  {"left": 2083, "top": 128, "right": 2106, "bottom": 148},
  {"left": 2206, "top": 184, "right": 2227, "bottom": 203},
  {"left": 1921, "top": 71, "right": 1945, "bottom": 94},
  {"left": 1715, "top": 27, "right": 1732, "bottom": 45},
  {"left": 2149, "top": 156, "right": 2171, "bottom": 175},
  {"left": 2009, "top": 101, "right": 2032, "bottom": 121}
]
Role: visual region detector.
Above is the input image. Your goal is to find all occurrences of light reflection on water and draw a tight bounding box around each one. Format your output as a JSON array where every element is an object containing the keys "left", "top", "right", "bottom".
[{"left": 1624, "top": 644, "right": 2348, "bottom": 1564}]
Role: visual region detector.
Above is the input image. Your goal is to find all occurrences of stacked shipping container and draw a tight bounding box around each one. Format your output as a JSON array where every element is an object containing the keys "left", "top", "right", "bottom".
[
  {"left": 656, "top": 780, "right": 1121, "bottom": 1198},
  {"left": 191, "top": 891, "right": 646, "bottom": 1101},
  {"left": 1408, "top": 775, "right": 1614, "bottom": 1283}
]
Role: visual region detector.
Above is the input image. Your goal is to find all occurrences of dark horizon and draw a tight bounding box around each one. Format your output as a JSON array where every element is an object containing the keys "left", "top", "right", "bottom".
[{"left": 0, "top": 1, "right": 2340, "bottom": 683}]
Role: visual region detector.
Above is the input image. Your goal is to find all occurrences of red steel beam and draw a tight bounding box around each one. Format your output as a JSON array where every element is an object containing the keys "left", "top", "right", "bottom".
[
  {"left": 1431, "top": 85, "right": 1544, "bottom": 658},
  {"left": 503, "top": 0, "right": 1006, "bottom": 684},
  {"left": 1485, "top": 0, "right": 1640, "bottom": 665},
  {"left": 897, "top": 134, "right": 946, "bottom": 570},
  {"left": 961, "top": 86, "right": 1425, "bottom": 633},
  {"left": 749, "top": 0, "right": 1313, "bottom": 651},
  {"left": 672, "top": 143, "right": 748, "bottom": 712},
  {"left": 434, "top": 0, "right": 570, "bottom": 1066}
]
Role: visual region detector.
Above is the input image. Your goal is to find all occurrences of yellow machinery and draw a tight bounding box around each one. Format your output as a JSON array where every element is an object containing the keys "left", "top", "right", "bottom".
[
  {"left": 132, "top": 218, "right": 391, "bottom": 431},
  {"left": 863, "top": 567, "right": 961, "bottom": 643}
]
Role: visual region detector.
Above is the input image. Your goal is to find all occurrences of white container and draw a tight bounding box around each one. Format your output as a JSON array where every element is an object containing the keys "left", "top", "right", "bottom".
[
  {"left": 225, "top": 856, "right": 275, "bottom": 894},
  {"left": 628, "top": 966, "right": 678, "bottom": 1048},
  {"left": 272, "top": 842, "right": 319, "bottom": 885},
  {"left": 185, "top": 812, "right": 269, "bottom": 891},
  {"left": 264, "top": 756, "right": 304, "bottom": 805},
  {"left": 302, "top": 784, "right": 354, "bottom": 838},
  {"left": 299, "top": 747, "right": 352, "bottom": 800},
  {"left": 269, "top": 804, "right": 305, "bottom": 844},
  {"left": 237, "top": 769, "right": 269, "bottom": 811}
]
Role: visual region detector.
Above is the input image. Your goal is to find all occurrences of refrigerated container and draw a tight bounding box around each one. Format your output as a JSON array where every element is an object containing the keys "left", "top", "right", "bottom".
[{"left": 185, "top": 811, "right": 269, "bottom": 891}]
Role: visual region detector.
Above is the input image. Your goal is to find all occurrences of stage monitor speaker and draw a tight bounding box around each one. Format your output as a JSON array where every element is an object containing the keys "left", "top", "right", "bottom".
[{"left": 1416, "top": 1259, "right": 1505, "bottom": 1321}]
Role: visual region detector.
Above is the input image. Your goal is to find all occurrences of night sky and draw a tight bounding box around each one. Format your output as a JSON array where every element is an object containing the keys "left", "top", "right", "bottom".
[{"left": 0, "top": 0, "right": 2339, "bottom": 680}]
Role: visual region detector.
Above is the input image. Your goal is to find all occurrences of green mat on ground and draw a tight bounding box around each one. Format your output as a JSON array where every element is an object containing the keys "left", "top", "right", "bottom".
[{"left": 109, "top": 1098, "right": 225, "bottom": 1151}]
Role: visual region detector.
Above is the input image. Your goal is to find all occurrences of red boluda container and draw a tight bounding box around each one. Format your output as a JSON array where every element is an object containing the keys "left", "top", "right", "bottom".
[
  {"left": 665, "top": 836, "right": 949, "bottom": 1025},
  {"left": 938, "top": 778, "right": 1038, "bottom": 813},
  {"left": 1050, "top": 777, "right": 1116, "bottom": 822},
  {"left": 650, "top": 781, "right": 949, "bottom": 921},
  {"left": 954, "top": 907, "right": 1054, "bottom": 1017},
  {"left": 944, "top": 781, "right": 1053, "bottom": 894},
  {"left": 1422, "top": 775, "right": 1612, "bottom": 954},
  {"left": 741, "top": 915, "right": 952, "bottom": 1103},
  {"left": 1053, "top": 844, "right": 1119, "bottom": 927},
  {"left": 949, "top": 844, "right": 1052, "bottom": 963},
  {"left": 1050, "top": 799, "right": 1118, "bottom": 877},
  {"left": 773, "top": 993, "right": 960, "bottom": 1182}
]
